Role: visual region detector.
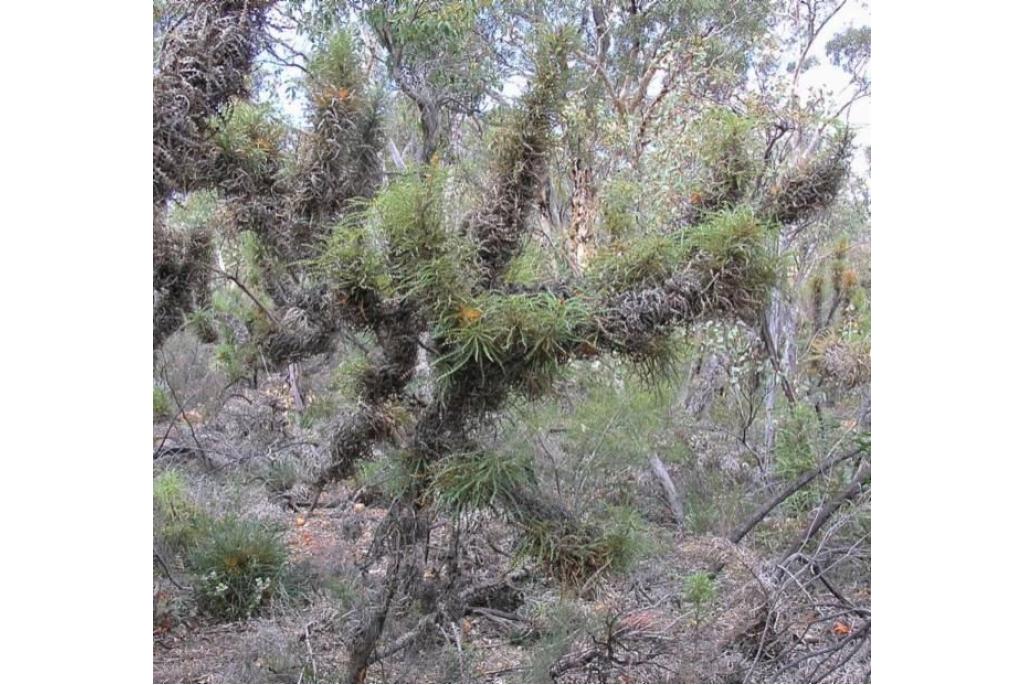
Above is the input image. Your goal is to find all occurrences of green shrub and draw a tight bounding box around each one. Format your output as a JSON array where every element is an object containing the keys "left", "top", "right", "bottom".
[
  {"left": 211, "top": 100, "right": 285, "bottom": 174},
  {"left": 307, "top": 30, "right": 364, "bottom": 94},
  {"left": 598, "top": 504, "right": 658, "bottom": 567},
  {"left": 154, "top": 470, "right": 209, "bottom": 555},
  {"left": 506, "top": 241, "right": 563, "bottom": 286},
  {"left": 260, "top": 457, "right": 301, "bottom": 494},
  {"left": 185, "top": 308, "right": 218, "bottom": 343},
  {"left": 212, "top": 340, "right": 257, "bottom": 383},
  {"left": 354, "top": 453, "right": 415, "bottom": 500},
  {"left": 436, "top": 291, "right": 591, "bottom": 393},
  {"left": 167, "top": 189, "right": 219, "bottom": 234},
  {"left": 190, "top": 516, "right": 288, "bottom": 621},
  {"left": 683, "top": 571, "right": 717, "bottom": 627},
  {"left": 518, "top": 514, "right": 637, "bottom": 587},
  {"left": 298, "top": 392, "right": 339, "bottom": 429},
  {"left": 775, "top": 403, "right": 822, "bottom": 512},
  {"left": 153, "top": 385, "right": 172, "bottom": 420},
  {"left": 516, "top": 600, "right": 590, "bottom": 683},
  {"left": 600, "top": 175, "right": 640, "bottom": 239}
]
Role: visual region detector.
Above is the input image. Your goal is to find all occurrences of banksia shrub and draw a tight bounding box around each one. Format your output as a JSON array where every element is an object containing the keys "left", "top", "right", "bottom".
[
  {"left": 760, "top": 131, "right": 851, "bottom": 225},
  {"left": 190, "top": 516, "right": 288, "bottom": 621},
  {"left": 153, "top": 0, "right": 273, "bottom": 201},
  {"left": 810, "top": 333, "right": 871, "bottom": 389}
]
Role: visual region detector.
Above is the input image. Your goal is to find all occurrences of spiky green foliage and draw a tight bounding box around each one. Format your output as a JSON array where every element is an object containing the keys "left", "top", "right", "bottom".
[
  {"left": 775, "top": 403, "right": 823, "bottom": 512},
  {"left": 432, "top": 450, "right": 536, "bottom": 514},
  {"left": 212, "top": 338, "right": 257, "bottom": 383},
  {"left": 317, "top": 215, "right": 392, "bottom": 306},
  {"left": 294, "top": 29, "right": 383, "bottom": 223},
  {"left": 505, "top": 241, "right": 564, "bottom": 286},
  {"left": 260, "top": 456, "right": 302, "bottom": 494},
  {"left": 436, "top": 292, "right": 592, "bottom": 393},
  {"left": 684, "top": 108, "right": 759, "bottom": 221},
  {"left": 316, "top": 167, "right": 477, "bottom": 320},
  {"left": 589, "top": 207, "right": 775, "bottom": 299},
  {"left": 600, "top": 174, "right": 641, "bottom": 239},
  {"left": 212, "top": 99, "right": 286, "bottom": 177},
  {"left": 377, "top": 168, "right": 475, "bottom": 311},
  {"left": 687, "top": 207, "right": 777, "bottom": 289},
  {"left": 683, "top": 571, "right": 717, "bottom": 627},
  {"left": 190, "top": 516, "right": 288, "bottom": 621},
  {"left": 588, "top": 233, "right": 685, "bottom": 294},
  {"left": 168, "top": 189, "right": 220, "bottom": 232},
  {"left": 185, "top": 307, "right": 219, "bottom": 343},
  {"left": 355, "top": 452, "right": 418, "bottom": 501},
  {"left": 470, "top": 28, "right": 571, "bottom": 283},
  {"left": 307, "top": 30, "right": 364, "bottom": 96}
]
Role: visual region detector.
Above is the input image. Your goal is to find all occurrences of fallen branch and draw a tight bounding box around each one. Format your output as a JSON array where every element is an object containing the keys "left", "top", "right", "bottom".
[
  {"left": 367, "top": 569, "right": 530, "bottom": 666},
  {"left": 729, "top": 445, "right": 865, "bottom": 545},
  {"left": 287, "top": 362, "right": 305, "bottom": 411},
  {"left": 648, "top": 454, "right": 686, "bottom": 527},
  {"left": 779, "top": 461, "right": 871, "bottom": 566}
]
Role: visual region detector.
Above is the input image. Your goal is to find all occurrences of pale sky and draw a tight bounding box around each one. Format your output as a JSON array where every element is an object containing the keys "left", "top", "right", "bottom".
[{"left": 794, "top": 0, "right": 871, "bottom": 160}]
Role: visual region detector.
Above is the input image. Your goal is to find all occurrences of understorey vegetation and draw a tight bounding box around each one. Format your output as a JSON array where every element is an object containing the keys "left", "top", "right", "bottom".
[{"left": 153, "top": 1, "right": 870, "bottom": 682}]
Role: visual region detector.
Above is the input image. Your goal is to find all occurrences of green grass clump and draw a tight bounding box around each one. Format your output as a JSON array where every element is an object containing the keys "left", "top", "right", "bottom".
[
  {"left": 687, "top": 208, "right": 774, "bottom": 274},
  {"left": 379, "top": 168, "right": 475, "bottom": 312},
  {"left": 588, "top": 233, "right": 683, "bottom": 293},
  {"left": 316, "top": 215, "right": 392, "bottom": 298},
  {"left": 317, "top": 167, "right": 477, "bottom": 316},
  {"left": 518, "top": 513, "right": 639, "bottom": 587},
  {"left": 684, "top": 571, "right": 716, "bottom": 605},
  {"left": 354, "top": 453, "right": 417, "bottom": 501},
  {"left": 190, "top": 516, "right": 288, "bottom": 621},
  {"left": 167, "top": 190, "right": 219, "bottom": 234},
  {"left": 212, "top": 340, "right": 255, "bottom": 383},
  {"left": 687, "top": 108, "right": 759, "bottom": 206},
  {"left": 516, "top": 600, "right": 589, "bottom": 682},
  {"left": 260, "top": 457, "right": 302, "bottom": 494},
  {"left": 185, "top": 307, "right": 218, "bottom": 343},
  {"left": 505, "top": 241, "right": 562, "bottom": 286}
]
